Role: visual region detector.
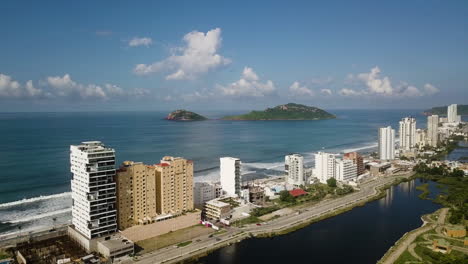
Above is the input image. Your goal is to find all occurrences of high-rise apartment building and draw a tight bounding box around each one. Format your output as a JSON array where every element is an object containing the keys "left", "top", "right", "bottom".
[
  {"left": 70, "top": 141, "right": 117, "bottom": 239},
  {"left": 315, "top": 152, "right": 335, "bottom": 184},
  {"left": 155, "top": 156, "right": 194, "bottom": 215},
  {"left": 220, "top": 157, "right": 241, "bottom": 196},
  {"left": 415, "top": 129, "right": 427, "bottom": 149},
  {"left": 399, "top": 117, "right": 416, "bottom": 151},
  {"left": 335, "top": 159, "right": 357, "bottom": 182},
  {"left": 447, "top": 104, "right": 457, "bottom": 123},
  {"left": 285, "top": 154, "right": 305, "bottom": 186},
  {"left": 427, "top": 115, "right": 439, "bottom": 147},
  {"left": 379, "top": 126, "right": 395, "bottom": 160},
  {"left": 115, "top": 161, "right": 157, "bottom": 230}
]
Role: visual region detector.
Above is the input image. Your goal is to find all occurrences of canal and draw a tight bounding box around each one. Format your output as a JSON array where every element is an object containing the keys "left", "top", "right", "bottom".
[{"left": 192, "top": 180, "right": 441, "bottom": 264}]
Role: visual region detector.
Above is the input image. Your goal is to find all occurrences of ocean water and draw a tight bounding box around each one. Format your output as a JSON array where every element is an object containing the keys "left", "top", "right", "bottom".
[{"left": 0, "top": 109, "right": 427, "bottom": 236}]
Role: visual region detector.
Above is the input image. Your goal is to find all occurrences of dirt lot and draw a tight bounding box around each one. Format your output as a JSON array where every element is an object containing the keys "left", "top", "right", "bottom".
[{"left": 135, "top": 225, "right": 214, "bottom": 254}]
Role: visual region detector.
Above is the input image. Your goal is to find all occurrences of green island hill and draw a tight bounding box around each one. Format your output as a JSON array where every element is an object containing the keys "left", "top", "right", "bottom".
[
  {"left": 423, "top": 104, "right": 468, "bottom": 116},
  {"left": 222, "top": 103, "right": 336, "bottom": 120},
  {"left": 165, "top": 110, "right": 208, "bottom": 121}
]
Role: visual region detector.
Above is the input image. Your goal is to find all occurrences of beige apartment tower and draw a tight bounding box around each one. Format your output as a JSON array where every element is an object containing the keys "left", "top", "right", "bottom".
[
  {"left": 155, "top": 156, "right": 194, "bottom": 215},
  {"left": 115, "top": 156, "right": 194, "bottom": 231},
  {"left": 115, "top": 161, "right": 157, "bottom": 230}
]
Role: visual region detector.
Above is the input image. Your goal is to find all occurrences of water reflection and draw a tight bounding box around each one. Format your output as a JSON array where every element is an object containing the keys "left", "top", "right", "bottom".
[
  {"left": 379, "top": 185, "right": 394, "bottom": 208},
  {"left": 217, "top": 243, "right": 237, "bottom": 264}
]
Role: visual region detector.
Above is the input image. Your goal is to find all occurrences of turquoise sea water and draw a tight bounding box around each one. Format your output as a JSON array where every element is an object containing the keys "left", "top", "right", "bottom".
[{"left": 0, "top": 109, "right": 428, "bottom": 235}]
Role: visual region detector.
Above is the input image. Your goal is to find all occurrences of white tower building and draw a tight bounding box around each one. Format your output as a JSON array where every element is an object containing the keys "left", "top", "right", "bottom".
[
  {"left": 285, "top": 154, "right": 305, "bottom": 186},
  {"left": 447, "top": 104, "right": 457, "bottom": 123},
  {"left": 427, "top": 115, "right": 439, "bottom": 147},
  {"left": 379, "top": 126, "right": 395, "bottom": 160},
  {"left": 335, "top": 159, "right": 357, "bottom": 182},
  {"left": 220, "top": 157, "right": 241, "bottom": 196},
  {"left": 315, "top": 152, "right": 336, "bottom": 184},
  {"left": 399, "top": 117, "right": 416, "bottom": 151},
  {"left": 70, "top": 141, "right": 117, "bottom": 239}
]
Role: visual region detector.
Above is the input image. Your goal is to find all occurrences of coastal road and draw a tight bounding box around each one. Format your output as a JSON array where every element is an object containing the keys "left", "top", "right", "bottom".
[{"left": 133, "top": 174, "right": 409, "bottom": 264}]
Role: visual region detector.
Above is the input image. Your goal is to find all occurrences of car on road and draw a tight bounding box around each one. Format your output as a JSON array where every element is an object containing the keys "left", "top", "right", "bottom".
[
  {"left": 256, "top": 223, "right": 261, "bottom": 226},
  {"left": 196, "top": 239, "right": 201, "bottom": 242},
  {"left": 216, "top": 238, "right": 221, "bottom": 241}
]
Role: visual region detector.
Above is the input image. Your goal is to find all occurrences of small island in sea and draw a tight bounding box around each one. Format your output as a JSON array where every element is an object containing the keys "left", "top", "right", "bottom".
[
  {"left": 222, "top": 103, "right": 336, "bottom": 120},
  {"left": 424, "top": 104, "right": 468, "bottom": 116},
  {"left": 165, "top": 110, "right": 208, "bottom": 121}
]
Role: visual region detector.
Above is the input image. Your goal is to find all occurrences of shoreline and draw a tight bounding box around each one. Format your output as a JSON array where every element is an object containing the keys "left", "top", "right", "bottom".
[{"left": 133, "top": 173, "right": 414, "bottom": 264}]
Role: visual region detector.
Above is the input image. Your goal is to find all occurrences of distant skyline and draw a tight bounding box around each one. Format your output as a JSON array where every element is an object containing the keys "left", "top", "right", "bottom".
[{"left": 1, "top": 0, "right": 467, "bottom": 112}]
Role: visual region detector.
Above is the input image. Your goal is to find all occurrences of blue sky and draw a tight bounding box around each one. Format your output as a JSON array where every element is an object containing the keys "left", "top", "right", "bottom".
[{"left": 0, "top": 0, "right": 467, "bottom": 111}]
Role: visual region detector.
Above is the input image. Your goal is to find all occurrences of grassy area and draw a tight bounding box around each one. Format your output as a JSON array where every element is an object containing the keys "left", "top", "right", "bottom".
[
  {"left": 414, "top": 244, "right": 468, "bottom": 263},
  {"left": 416, "top": 183, "right": 430, "bottom": 199},
  {"left": 394, "top": 249, "right": 418, "bottom": 264},
  {"left": 135, "top": 225, "right": 214, "bottom": 254},
  {"left": 234, "top": 216, "right": 262, "bottom": 226},
  {"left": 177, "top": 241, "right": 192, "bottom": 247},
  {"left": 0, "top": 249, "right": 12, "bottom": 259}
]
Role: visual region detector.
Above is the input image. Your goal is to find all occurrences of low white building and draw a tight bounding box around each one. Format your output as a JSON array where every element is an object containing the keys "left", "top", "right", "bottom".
[
  {"left": 194, "top": 182, "right": 222, "bottom": 207},
  {"left": 335, "top": 159, "right": 357, "bottom": 182}
]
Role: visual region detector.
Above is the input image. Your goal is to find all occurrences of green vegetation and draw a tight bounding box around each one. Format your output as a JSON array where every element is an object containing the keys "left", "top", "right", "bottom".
[
  {"left": 394, "top": 249, "right": 418, "bottom": 264},
  {"left": 414, "top": 244, "right": 468, "bottom": 264},
  {"left": 327, "top": 177, "right": 337, "bottom": 188},
  {"left": 413, "top": 163, "right": 467, "bottom": 225},
  {"left": 177, "top": 241, "right": 192, "bottom": 247},
  {"left": 251, "top": 205, "right": 280, "bottom": 217},
  {"left": 279, "top": 190, "right": 295, "bottom": 203},
  {"left": 424, "top": 104, "right": 468, "bottom": 116},
  {"left": 222, "top": 103, "right": 336, "bottom": 120},
  {"left": 416, "top": 183, "right": 430, "bottom": 199},
  {"left": 165, "top": 109, "right": 207, "bottom": 121},
  {"left": 0, "top": 249, "right": 12, "bottom": 259},
  {"left": 235, "top": 216, "right": 262, "bottom": 225},
  {"left": 219, "top": 197, "right": 240, "bottom": 208}
]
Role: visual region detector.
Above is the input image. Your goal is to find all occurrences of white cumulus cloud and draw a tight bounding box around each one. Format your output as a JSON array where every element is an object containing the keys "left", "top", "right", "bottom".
[
  {"left": 129, "top": 37, "right": 153, "bottom": 47},
  {"left": 343, "top": 66, "right": 440, "bottom": 97},
  {"left": 134, "top": 28, "right": 231, "bottom": 80},
  {"left": 217, "top": 67, "right": 276, "bottom": 97},
  {"left": 321, "top": 89, "right": 333, "bottom": 95},
  {"left": 46, "top": 74, "right": 125, "bottom": 99},
  {"left": 0, "top": 74, "right": 43, "bottom": 98},
  {"left": 289, "top": 81, "right": 314, "bottom": 97}
]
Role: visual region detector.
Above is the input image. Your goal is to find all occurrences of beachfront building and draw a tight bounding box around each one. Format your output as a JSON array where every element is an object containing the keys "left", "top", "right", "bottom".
[
  {"left": 285, "top": 154, "right": 305, "bottom": 186},
  {"left": 399, "top": 117, "right": 416, "bottom": 151},
  {"left": 194, "top": 182, "right": 222, "bottom": 207},
  {"left": 115, "top": 161, "right": 157, "bottom": 230},
  {"left": 378, "top": 126, "right": 395, "bottom": 160},
  {"left": 70, "top": 141, "right": 117, "bottom": 239},
  {"left": 427, "top": 115, "right": 439, "bottom": 147},
  {"left": 415, "top": 129, "right": 427, "bottom": 149},
  {"left": 447, "top": 104, "right": 460, "bottom": 123},
  {"left": 343, "top": 152, "right": 364, "bottom": 176},
  {"left": 114, "top": 157, "right": 194, "bottom": 230},
  {"left": 220, "top": 157, "right": 242, "bottom": 197},
  {"left": 204, "top": 199, "right": 231, "bottom": 220},
  {"left": 155, "top": 156, "right": 194, "bottom": 215},
  {"left": 335, "top": 159, "right": 357, "bottom": 182},
  {"left": 315, "top": 152, "right": 336, "bottom": 184}
]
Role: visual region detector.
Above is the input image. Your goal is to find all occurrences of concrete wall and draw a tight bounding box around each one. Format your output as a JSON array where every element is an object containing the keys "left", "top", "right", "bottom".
[{"left": 121, "top": 211, "right": 201, "bottom": 242}]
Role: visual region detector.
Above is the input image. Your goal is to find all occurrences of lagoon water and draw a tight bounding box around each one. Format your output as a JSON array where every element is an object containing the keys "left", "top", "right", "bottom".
[
  {"left": 193, "top": 180, "right": 441, "bottom": 264},
  {"left": 0, "top": 109, "right": 430, "bottom": 236}
]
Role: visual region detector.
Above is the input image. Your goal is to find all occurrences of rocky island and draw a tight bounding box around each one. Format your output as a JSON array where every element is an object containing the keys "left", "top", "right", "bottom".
[
  {"left": 222, "top": 103, "right": 336, "bottom": 120},
  {"left": 165, "top": 110, "right": 208, "bottom": 121}
]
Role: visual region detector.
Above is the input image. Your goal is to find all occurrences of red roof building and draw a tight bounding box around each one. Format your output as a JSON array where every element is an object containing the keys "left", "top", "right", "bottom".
[{"left": 289, "top": 189, "right": 308, "bottom": 197}]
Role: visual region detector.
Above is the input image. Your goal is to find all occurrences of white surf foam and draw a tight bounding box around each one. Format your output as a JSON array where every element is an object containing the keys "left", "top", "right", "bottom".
[
  {"left": 6, "top": 208, "right": 71, "bottom": 224},
  {"left": 0, "top": 192, "right": 71, "bottom": 208}
]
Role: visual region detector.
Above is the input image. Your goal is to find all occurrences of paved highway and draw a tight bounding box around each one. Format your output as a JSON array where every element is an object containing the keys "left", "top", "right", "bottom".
[{"left": 133, "top": 174, "right": 411, "bottom": 264}]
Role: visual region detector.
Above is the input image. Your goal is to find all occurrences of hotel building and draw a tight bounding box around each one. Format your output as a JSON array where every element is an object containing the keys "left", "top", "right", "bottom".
[
  {"left": 335, "top": 159, "right": 357, "bottom": 182},
  {"left": 379, "top": 126, "right": 395, "bottom": 160},
  {"left": 315, "top": 152, "right": 336, "bottom": 184},
  {"left": 343, "top": 152, "right": 364, "bottom": 176},
  {"left": 399, "top": 117, "right": 416, "bottom": 151},
  {"left": 427, "top": 115, "right": 439, "bottom": 147},
  {"left": 220, "top": 157, "right": 242, "bottom": 196},
  {"left": 285, "top": 154, "right": 305, "bottom": 186}
]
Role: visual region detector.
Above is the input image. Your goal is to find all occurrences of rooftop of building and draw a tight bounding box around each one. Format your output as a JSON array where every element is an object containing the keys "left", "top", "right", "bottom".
[
  {"left": 97, "top": 235, "right": 134, "bottom": 251},
  {"left": 289, "top": 188, "right": 308, "bottom": 197},
  {"left": 434, "top": 239, "right": 450, "bottom": 247},
  {"left": 445, "top": 225, "right": 466, "bottom": 231},
  {"left": 220, "top": 156, "right": 240, "bottom": 161},
  {"left": 206, "top": 199, "right": 230, "bottom": 208}
]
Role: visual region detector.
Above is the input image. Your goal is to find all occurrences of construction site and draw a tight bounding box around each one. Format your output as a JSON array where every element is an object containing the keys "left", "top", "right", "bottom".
[{"left": 13, "top": 235, "right": 97, "bottom": 264}]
